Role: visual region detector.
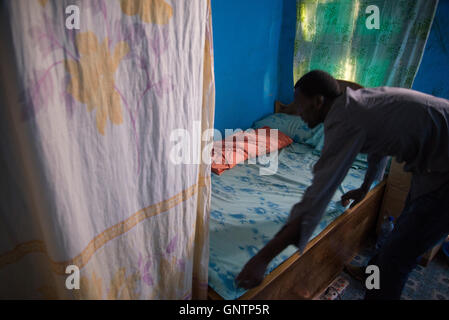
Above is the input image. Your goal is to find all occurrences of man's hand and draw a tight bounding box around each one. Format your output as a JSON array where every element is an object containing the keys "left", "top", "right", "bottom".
[
  {"left": 235, "top": 254, "right": 269, "bottom": 290},
  {"left": 341, "top": 188, "right": 368, "bottom": 208},
  {"left": 235, "top": 218, "right": 302, "bottom": 290}
]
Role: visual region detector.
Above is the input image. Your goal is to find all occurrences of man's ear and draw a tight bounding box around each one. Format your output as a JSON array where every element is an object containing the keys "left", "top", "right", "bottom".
[{"left": 315, "top": 95, "right": 324, "bottom": 109}]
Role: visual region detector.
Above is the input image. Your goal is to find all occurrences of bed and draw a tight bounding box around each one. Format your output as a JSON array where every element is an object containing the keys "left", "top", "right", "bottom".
[{"left": 207, "top": 80, "right": 387, "bottom": 300}]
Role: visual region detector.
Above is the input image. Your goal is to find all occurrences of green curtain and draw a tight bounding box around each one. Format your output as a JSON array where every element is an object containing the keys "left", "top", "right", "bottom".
[{"left": 293, "top": 0, "right": 439, "bottom": 88}]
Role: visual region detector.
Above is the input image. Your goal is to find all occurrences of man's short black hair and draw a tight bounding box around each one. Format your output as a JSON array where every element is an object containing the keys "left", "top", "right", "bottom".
[{"left": 294, "top": 70, "right": 341, "bottom": 99}]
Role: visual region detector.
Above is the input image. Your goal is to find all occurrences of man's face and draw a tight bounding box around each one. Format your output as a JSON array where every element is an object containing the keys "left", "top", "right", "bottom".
[{"left": 293, "top": 90, "right": 324, "bottom": 129}]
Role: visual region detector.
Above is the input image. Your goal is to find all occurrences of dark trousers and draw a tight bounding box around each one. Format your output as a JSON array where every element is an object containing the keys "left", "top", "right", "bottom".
[{"left": 364, "top": 179, "right": 449, "bottom": 300}]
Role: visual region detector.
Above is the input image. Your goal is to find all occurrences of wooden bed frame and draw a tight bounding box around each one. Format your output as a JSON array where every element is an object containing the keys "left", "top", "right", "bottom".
[{"left": 208, "top": 80, "right": 387, "bottom": 300}]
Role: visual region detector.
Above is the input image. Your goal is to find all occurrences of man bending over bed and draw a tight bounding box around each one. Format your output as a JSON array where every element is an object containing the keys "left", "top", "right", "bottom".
[{"left": 235, "top": 70, "right": 449, "bottom": 300}]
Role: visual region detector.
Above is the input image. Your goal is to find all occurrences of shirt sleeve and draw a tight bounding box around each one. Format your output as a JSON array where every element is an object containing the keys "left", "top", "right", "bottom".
[
  {"left": 287, "top": 122, "right": 366, "bottom": 252},
  {"left": 361, "top": 154, "right": 389, "bottom": 190}
]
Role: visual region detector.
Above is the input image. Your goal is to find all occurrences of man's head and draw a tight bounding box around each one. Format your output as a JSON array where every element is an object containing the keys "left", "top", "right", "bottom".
[{"left": 293, "top": 70, "right": 341, "bottom": 128}]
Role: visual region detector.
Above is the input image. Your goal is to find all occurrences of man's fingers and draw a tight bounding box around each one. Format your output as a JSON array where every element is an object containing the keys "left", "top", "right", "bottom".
[
  {"left": 236, "top": 277, "right": 261, "bottom": 289},
  {"left": 235, "top": 264, "right": 264, "bottom": 289},
  {"left": 344, "top": 189, "right": 358, "bottom": 197},
  {"left": 235, "top": 276, "right": 255, "bottom": 289},
  {"left": 341, "top": 192, "right": 354, "bottom": 202},
  {"left": 341, "top": 192, "right": 355, "bottom": 206},
  {"left": 235, "top": 268, "right": 251, "bottom": 288},
  {"left": 235, "top": 271, "right": 246, "bottom": 283},
  {"left": 349, "top": 198, "right": 361, "bottom": 208}
]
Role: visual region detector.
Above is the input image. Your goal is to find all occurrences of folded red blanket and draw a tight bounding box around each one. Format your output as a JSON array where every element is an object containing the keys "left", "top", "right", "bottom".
[{"left": 211, "top": 126, "right": 293, "bottom": 175}]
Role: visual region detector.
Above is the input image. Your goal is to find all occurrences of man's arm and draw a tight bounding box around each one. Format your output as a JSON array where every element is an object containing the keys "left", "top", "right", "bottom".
[
  {"left": 235, "top": 122, "right": 365, "bottom": 289},
  {"left": 341, "top": 153, "right": 388, "bottom": 207},
  {"left": 361, "top": 153, "right": 388, "bottom": 191},
  {"left": 286, "top": 124, "right": 366, "bottom": 251},
  {"left": 234, "top": 216, "right": 302, "bottom": 289}
]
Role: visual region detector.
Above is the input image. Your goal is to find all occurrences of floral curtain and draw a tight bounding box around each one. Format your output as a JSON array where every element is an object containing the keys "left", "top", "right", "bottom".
[
  {"left": 0, "top": 0, "right": 214, "bottom": 299},
  {"left": 293, "top": 0, "right": 438, "bottom": 88}
]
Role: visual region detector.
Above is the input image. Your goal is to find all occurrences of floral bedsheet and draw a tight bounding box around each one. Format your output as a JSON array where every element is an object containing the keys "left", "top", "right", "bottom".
[{"left": 209, "top": 142, "right": 375, "bottom": 299}]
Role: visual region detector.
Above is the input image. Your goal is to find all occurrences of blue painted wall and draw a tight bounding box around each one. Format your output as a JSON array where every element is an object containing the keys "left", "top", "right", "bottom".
[
  {"left": 211, "top": 0, "right": 297, "bottom": 136},
  {"left": 277, "top": 0, "right": 297, "bottom": 104},
  {"left": 412, "top": 0, "right": 449, "bottom": 100}
]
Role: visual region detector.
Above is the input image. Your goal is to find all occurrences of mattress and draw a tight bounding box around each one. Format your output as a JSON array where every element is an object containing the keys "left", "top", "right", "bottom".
[{"left": 209, "top": 142, "right": 373, "bottom": 300}]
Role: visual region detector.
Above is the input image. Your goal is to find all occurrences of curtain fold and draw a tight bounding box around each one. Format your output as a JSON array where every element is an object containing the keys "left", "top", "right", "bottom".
[
  {"left": 293, "top": 0, "right": 438, "bottom": 88},
  {"left": 0, "top": 0, "right": 214, "bottom": 300}
]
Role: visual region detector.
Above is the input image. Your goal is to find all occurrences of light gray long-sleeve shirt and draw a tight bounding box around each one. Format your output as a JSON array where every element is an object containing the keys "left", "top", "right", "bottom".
[{"left": 289, "top": 86, "right": 449, "bottom": 252}]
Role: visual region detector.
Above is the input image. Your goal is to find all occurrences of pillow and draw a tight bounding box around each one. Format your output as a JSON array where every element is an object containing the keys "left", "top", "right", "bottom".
[
  {"left": 252, "top": 113, "right": 321, "bottom": 144},
  {"left": 211, "top": 126, "right": 293, "bottom": 175}
]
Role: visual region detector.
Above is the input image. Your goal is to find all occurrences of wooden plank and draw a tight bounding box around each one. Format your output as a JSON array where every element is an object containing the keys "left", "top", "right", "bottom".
[
  {"left": 386, "top": 159, "right": 412, "bottom": 190},
  {"left": 376, "top": 158, "right": 411, "bottom": 234},
  {"left": 275, "top": 101, "right": 296, "bottom": 115}
]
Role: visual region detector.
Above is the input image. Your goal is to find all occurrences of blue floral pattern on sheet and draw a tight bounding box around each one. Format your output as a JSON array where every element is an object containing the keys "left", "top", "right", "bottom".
[{"left": 209, "top": 142, "right": 376, "bottom": 300}]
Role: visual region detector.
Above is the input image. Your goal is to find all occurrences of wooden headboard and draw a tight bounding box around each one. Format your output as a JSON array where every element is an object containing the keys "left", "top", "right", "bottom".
[{"left": 275, "top": 79, "right": 364, "bottom": 114}]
